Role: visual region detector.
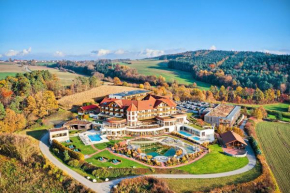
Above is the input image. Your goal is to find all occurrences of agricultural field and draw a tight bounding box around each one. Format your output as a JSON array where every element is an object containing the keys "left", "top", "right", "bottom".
[
  {"left": 36, "top": 62, "right": 57, "bottom": 66},
  {"left": 57, "top": 85, "right": 140, "bottom": 108},
  {"left": 29, "top": 66, "right": 83, "bottom": 86},
  {"left": 0, "top": 63, "right": 83, "bottom": 86},
  {"left": 115, "top": 60, "right": 211, "bottom": 90},
  {"left": 0, "top": 64, "right": 26, "bottom": 79},
  {"left": 256, "top": 122, "right": 290, "bottom": 193}
]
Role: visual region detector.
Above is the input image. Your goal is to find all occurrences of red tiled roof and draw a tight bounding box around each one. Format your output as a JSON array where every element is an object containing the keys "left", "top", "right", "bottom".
[
  {"left": 221, "top": 131, "right": 247, "bottom": 146},
  {"left": 127, "top": 103, "right": 138, "bottom": 111},
  {"left": 100, "top": 94, "right": 176, "bottom": 111},
  {"left": 80, "top": 104, "right": 99, "bottom": 111}
]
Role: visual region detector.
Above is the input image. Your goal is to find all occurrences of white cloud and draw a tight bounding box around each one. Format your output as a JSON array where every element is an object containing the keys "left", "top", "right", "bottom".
[
  {"left": 22, "top": 47, "right": 32, "bottom": 55},
  {"left": 4, "top": 47, "right": 32, "bottom": 57},
  {"left": 262, "top": 49, "right": 289, "bottom": 55},
  {"left": 139, "top": 49, "right": 165, "bottom": 57},
  {"left": 5, "top": 50, "right": 19, "bottom": 57},
  {"left": 0, "top": 54, "right": 2, "bottom": 58},
  {"left": 55, "top": 51, "right": 65, "bottom": 57},
  {"left": 91, "top": 49, "right": 112, "bottom": 56},
  {"left": 115, "top": 49, "right": 125, "bottom": 55},
  {"left": 209, "top": 45, "right": 216, "bottom": 50}
]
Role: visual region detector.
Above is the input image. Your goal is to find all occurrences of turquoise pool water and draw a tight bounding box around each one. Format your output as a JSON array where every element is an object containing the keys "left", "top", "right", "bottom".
[
  {"left": 179, "top": 131, "right": 192, "bottom": 137},
  {"left": 192, "top": 136, "right": 200, "bottom": 141},
  {"left": 88, "top": 134, "right": 102, "bottom": 142},
  {"left": 164, "top": 148, "right": 176, "bottom": 157},
  {"left": 147, "top": 152, "right": 160, "bottom": 157}
]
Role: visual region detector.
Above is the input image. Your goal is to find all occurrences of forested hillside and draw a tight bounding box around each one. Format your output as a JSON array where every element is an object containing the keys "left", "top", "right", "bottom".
[{"left": 161, "top": 50, "right": 290, "bottom": 92}]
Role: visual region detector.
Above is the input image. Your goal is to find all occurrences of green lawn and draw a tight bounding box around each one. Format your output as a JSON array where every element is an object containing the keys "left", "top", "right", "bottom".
[
  {"left": 94, "top": 140, "right": 122, "bottom": 150},
  {"left": 63, "top": 136, "right": 96, "bottom": 155},
  {"left": 86, "top": 150, "right": 148, "bottom": 168},
  {"left": 115, "top": 60, "right": 211, "bottom": 90},
  {"left": 165, "top": 161, "right": 261, "bottom": 192},
  {"left": 0, "top": 72, "right": 18, "bottom": 79},
  {"left": 256, "top": 122, "right": 290, "bottom": 193},
  {"left": 177, "top": 144, "right": 249, "bottom": 174}
]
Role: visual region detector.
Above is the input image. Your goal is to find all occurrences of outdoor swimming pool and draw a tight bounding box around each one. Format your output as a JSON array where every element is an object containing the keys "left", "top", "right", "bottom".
[
  {"left": 179, "top": 130, "right": 192, "bottom": 136},
  {"left": 192, "top": 136, "right": 200, "bottom": 141},
  {"left": 88, "top": 134, "right": 102, "bottom": 142}
]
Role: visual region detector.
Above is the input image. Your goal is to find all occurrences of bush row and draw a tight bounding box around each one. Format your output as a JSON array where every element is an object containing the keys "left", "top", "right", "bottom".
[
  {"left": 52, "top": 139, "right": 84, "bottom": 161},
  {"left": 249, "top": 136, "right": 262, "bottom": 155}
]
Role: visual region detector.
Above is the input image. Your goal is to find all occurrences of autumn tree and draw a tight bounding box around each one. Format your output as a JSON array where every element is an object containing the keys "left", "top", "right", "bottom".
[
  {"left": 113, "top": 77, "right": 122, "bottom": 85},
  {"left": 144, "top": 82, "right": 151, "bottom": 89},
  {"left": 0, "top": 108, "right": 26, "bottom": 133},
  {"left": 0, "top": 102, "right": 5, "bottom": 119}
]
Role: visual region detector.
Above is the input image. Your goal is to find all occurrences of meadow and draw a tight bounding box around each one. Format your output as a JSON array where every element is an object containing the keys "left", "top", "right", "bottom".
[
  {"left": 57, "top": 85, "right": 140, "bottom": 108},
  {"left": 29, "top": 66, "right": 83, "bottom": 86},
  {"left": 0, "top": 63, "right": 83, "bottom": 86},
  {"left": 115, "top": 60, "right": 212, "bottom": 90},
  {"left": 256, "top": 122, "right": 290, "bottom": 193}
]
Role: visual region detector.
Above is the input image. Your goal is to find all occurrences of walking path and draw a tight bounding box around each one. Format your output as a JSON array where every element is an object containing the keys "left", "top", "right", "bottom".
[{"left": 39, "top": 131, "right": 256, "bottom": 193}]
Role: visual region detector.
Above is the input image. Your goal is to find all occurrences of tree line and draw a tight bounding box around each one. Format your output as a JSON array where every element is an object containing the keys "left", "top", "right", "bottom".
[{"left": 166, "top": 50, "right": 290, "bottom": 93}]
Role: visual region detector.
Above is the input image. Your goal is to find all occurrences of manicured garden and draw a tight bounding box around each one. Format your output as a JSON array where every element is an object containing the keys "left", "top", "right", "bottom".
[
  {"left": 177, "top": 144, "right": 249, "bottom": 174},
  {"left": 94, "top": 140, "right": 122, "bottom": 150},
  {"left": 86, "top": 150, "right": 148, "bottom": 168},
  {"left": 62, "top": 136, "right": 95, "bottom": 155}
]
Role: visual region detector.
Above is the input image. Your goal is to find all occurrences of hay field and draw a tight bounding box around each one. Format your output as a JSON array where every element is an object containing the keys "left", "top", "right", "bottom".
[
  {"left": 58, "top": 85, "right": 140, "bottom": 108},
  {"left": 0, "top": 64, "right": 26, "bottom": 79},
  {"left": 256, "top": 122, "right": 290, "bottom": 193}
]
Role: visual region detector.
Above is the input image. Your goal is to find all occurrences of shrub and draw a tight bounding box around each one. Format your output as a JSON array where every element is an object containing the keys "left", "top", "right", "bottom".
[
  {"left": 68, "top": 159, "right": 80, "bottom": 168},
  {"left": 112, "top": 176, "right": 174, "bottom": 193},
  {"left": 51, "top": 140, "right": 84, "bottom": 161}
]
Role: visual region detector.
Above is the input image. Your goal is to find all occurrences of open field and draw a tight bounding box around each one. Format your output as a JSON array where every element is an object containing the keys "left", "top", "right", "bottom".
[
  {"left": 177, "top": 144, "right": 249, "bottom": 174},
  {"left": 57, "top": 85, "right": 141, "bottom": 108},
  {"left": 115, "top": 60, "right": 211, "bottom": 90},
  {"left": 256, "top": 122, "right": 290, "bottom": 193},
  {"left": 29, "top": 66, "right": 83, "bottom": 86},
  {"left": 0, "top": 63, "right": 83, "bottom": 86},
  {"left": 165, "top": 161, "right": 261, "bottom": 192},
  {"left": 86, "top": 150, "right": 149, "bottom": 168},
  {"left": 36, "top": 62, "right": 57, "bottom": 66}
]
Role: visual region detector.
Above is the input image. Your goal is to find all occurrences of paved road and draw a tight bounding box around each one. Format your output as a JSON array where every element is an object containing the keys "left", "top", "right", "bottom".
[{"left": 40, "top": 131, "right": 256, "bottom": 193}]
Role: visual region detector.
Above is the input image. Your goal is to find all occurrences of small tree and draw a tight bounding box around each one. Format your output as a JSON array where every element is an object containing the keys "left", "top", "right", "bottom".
[
  {"left": 137, "top": 148, "right": 142, "bottom": 154},
  {"left": 63, "top": 150, "right": 70, "bottom": 161},
  {"left": 113, "top": 77, "right": 122, "bottom": 85},
  {"left": 275, "top": 112, "right": 283, "bottom": 120}
]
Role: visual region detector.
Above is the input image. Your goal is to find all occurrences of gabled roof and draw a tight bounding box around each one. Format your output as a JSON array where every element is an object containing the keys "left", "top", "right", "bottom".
[
  {"left": 221, "top": 131, "right": 247, "bottom": 146},
  {"left": 127, "top": 103, "right": 138, "bottom": 111},
  {"left": 80, "top": 104, "right": 99, "bottom": 111},
  {"left": 100, "top": 94, "right": 176, "bottom": 111}
]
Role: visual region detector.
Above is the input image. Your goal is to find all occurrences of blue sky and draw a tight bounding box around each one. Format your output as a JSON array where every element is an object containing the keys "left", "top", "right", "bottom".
[{"left": 0, "top": 0, "right": 290, "bottom": 60}]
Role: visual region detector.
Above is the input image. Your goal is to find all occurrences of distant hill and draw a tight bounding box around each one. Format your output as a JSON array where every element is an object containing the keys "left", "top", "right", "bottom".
[{"left": 153, "top": 50, "right": 290, "bottom": 91}]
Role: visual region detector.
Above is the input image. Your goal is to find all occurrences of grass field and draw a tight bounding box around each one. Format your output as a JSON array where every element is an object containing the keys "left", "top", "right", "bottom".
[
  {"left": 115, "top": 60, "right": 211, "bottom": 90},
  {"left": 36, "top": 62, "right": 56, "bottom": 66},
  {"left": 256, "top": 122, "right": 290, "bottom": 193},
  {"left": 29, "top": 66, "right": 83, "bottom": 86},
  {"left": 165, "top": 161, "right": 261, "bottom": 192},
  {"left": 177, "top": 144, "right": 249, "bottom": 174},
  {"left": 86, "top": 150, "right": 148, "bottom": 168},
  {"left": 0, "top": 63, "right": 83, "bottom": 86},
  {"left": 57, "top": 85, "right": 141, "bottom": 108}
]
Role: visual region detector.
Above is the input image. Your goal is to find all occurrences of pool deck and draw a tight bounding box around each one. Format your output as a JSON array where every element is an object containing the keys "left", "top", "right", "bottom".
[{"left": 79, "top": 130, "right": 109, "bottom": 145}]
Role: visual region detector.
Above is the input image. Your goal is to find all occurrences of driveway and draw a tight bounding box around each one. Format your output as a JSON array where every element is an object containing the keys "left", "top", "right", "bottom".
[{"left": 40, "top": 132, "right": 256, "bottom": 193}]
